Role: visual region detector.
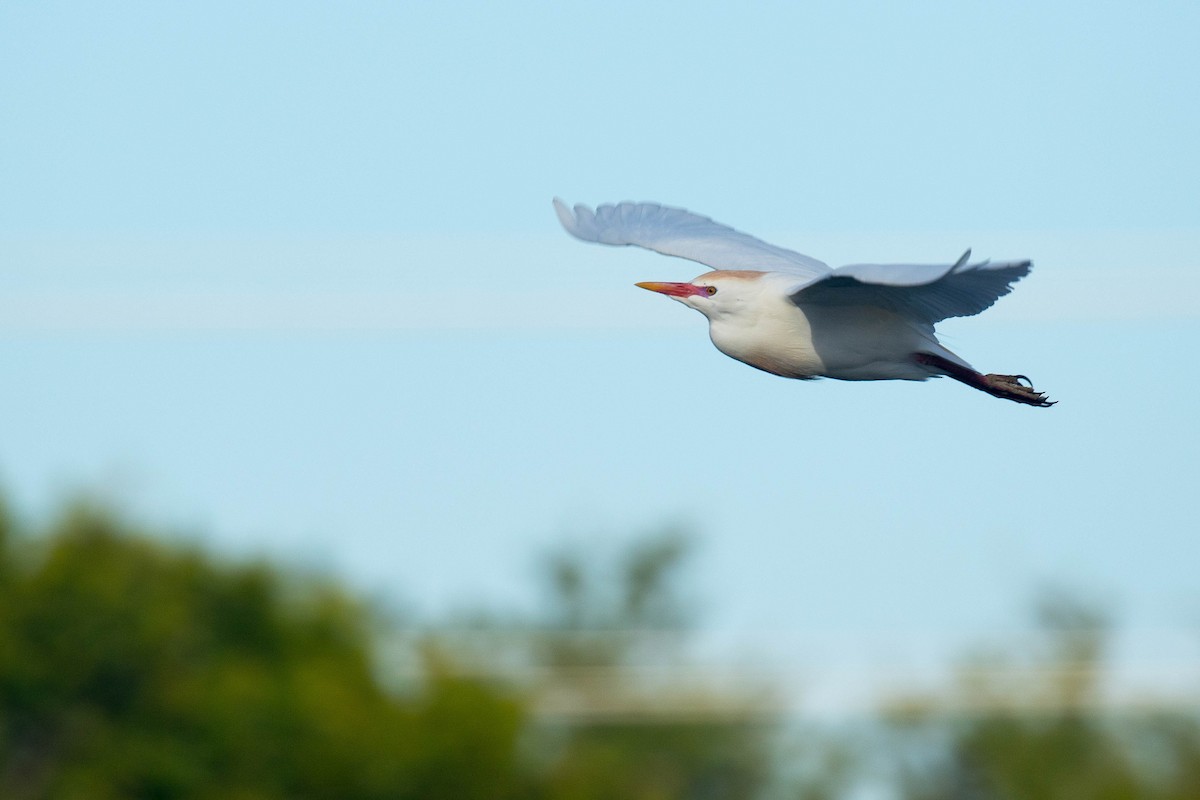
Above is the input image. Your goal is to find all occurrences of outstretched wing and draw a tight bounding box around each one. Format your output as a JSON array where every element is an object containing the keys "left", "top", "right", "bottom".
[
  {"left": 790, "top": 250, "right": 1032, "bottom": 324},
  {"left": 554, "top": 199, "right": 830, "bottom": 278}
]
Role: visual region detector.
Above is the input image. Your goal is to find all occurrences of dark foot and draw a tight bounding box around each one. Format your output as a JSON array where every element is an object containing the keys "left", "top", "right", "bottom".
[
  {"left": 979, "top": 373, "right": 1056, "bottom": 407},
  {"left": 913, "top": 352, "right": 1056, "bottom": 407}
]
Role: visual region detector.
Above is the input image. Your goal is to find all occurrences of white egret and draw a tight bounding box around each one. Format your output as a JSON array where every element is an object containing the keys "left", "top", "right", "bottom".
[{"left": 554, "top": 199, "right": 1053, "bottom": 407}]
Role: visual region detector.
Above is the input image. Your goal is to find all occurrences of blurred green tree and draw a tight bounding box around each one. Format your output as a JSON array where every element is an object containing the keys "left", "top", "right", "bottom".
[
  {"left": 527, "top": 531, "right": 776, "bottom": 800},
  {"left": 7, "top": 495, "right": 1197, "bottom": 800},
  {"left": 885, "top": 590, "right": 1200, "bottom": 800},
  {"left": 0, "top": 500, "right": 531, "bottom": 800}
]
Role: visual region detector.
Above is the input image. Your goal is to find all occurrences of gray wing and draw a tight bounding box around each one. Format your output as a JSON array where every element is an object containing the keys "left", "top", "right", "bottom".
[
  {"left": 554, "top": 199, "right": 830, "bottom": 278},
  {"left": 790, "top": 250, "right": 1032, "bottom": 324}
]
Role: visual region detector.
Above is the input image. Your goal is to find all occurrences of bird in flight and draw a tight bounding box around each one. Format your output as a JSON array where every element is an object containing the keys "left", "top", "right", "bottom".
[{"left": 554, "top": 199, "right": 1053, "bottom": 407}]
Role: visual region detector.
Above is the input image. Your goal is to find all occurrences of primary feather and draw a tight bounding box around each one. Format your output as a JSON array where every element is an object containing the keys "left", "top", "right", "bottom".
[
  {"left": 794, "top": 255, "right": 1032, "bottom": 325},
  {"left": 553, "top": 198, "right": 830, "bottom": 277}
]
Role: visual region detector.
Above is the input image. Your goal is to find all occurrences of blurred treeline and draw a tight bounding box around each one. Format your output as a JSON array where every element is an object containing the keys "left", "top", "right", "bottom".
[{"left": 1, "top": 499, "right": 1198, "bottom": 799}]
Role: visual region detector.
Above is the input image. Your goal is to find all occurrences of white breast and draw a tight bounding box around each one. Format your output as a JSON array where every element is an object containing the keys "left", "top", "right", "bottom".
[{"left": 706, "top": 297, "right": 825, "bottom": 379}]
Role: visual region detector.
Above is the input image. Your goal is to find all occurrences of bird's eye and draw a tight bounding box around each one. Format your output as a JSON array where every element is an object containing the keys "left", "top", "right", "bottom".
[{"left": 705, "top": 286, "right": 718, "bottom": 296}]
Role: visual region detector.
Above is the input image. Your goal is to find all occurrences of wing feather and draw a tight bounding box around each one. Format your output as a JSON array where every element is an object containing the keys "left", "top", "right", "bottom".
[
  {"left": 555, "top": 199, "right": 1031, "bottom": 324},
  {"left": 554, "top": 199, "right": 830, "bottom": 278},
  {"left": 791, "top": 251, "right": 1032, "bottom": 324}
]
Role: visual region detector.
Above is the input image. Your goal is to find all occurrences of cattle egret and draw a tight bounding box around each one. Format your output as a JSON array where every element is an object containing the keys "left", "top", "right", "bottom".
[{"left": 554, "top": 199, "right": 1054, "bottom": 407}]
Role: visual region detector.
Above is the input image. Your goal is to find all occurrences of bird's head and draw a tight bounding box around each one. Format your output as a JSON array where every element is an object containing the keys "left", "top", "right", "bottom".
[{"left": 635, "top": 270, "right": 768, "bottom": 321}]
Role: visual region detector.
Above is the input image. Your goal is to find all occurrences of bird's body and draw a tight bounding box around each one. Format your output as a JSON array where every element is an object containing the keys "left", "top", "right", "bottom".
[
  {"left": 554, "top": 199, "right": 1053, "bottom": 406},
  {"left": 695, "top": 272, "right": 946, "bottom": 381}
]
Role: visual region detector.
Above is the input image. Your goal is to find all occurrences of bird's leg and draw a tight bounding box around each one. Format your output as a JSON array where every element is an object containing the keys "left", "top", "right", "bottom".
[{"left": 913, "top": 352, "right": 1055, "bottom": 407}]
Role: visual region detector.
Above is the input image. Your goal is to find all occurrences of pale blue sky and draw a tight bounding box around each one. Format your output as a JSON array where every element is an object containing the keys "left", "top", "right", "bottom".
[{"left": 2, "top": 1, "right": 1199, "bottom": 709}]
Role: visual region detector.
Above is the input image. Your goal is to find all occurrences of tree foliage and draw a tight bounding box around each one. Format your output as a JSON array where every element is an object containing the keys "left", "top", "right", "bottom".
[
  {"left": 529, "top": 532, "right": 774, "bottom": 800},
  {"left": 0, "top": 502, "right": 529, "bottom": 800},
  {"left": 2, "top": 499, "right": 1199, "bottom": 799},
  {"left": 886, "top": 591, "right": 1200, "bottom": 800}
]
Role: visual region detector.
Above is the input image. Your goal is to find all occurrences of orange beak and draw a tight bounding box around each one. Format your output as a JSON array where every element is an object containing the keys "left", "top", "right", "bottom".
[{"left": 635, "top": 281, "right": 705, "bottom": 298}]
